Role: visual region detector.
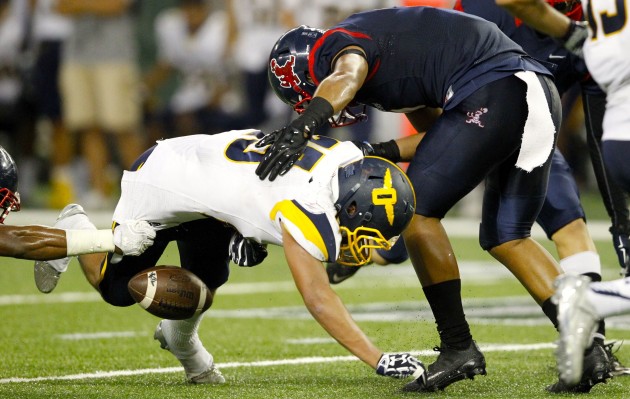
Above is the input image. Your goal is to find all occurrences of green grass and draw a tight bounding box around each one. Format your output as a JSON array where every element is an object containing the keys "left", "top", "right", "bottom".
[{"left": 1, "top": 236, "right": 629, "bottom": 399}]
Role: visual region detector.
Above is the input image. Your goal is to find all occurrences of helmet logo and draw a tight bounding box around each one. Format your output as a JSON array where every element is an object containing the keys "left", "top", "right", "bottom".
[
  {"left": 372, "top": 168, "right": 397, "bottom": 226},
  {"left": 270, "top": 56, "right": 302, "bottom": 92}
]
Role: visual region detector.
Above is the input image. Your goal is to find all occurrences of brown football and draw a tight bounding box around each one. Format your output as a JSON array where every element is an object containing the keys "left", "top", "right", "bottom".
[{"left": 127, "top": 266, "right": 212, "bottom": 320}]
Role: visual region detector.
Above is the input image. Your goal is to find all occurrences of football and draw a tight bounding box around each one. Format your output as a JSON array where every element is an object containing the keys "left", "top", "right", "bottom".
[{"left": 127, "top": 266, "right": 212, "bottom": 320}]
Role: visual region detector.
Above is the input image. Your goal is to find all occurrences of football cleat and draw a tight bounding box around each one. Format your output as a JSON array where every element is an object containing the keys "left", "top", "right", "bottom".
[
  {"left": 553, "top": 274, "right": 601, "bottom": 387},
  {"left": 326, "top": 262, "right": 363, "bottom": 284},
  {"left": 604, "top": 341, "right": 630, "bottom": 376},
  {"left": 154, "top": 321, "right": 225, "bottom": 384},
  {"left": 34, "top": 204, "right": 87, "bottom": 293},
  {"left": 547, "top": 340, "right": 612, "bottom": 393},
  {"left": 402, "top": 341, "right": 486, "bottom": 392}
]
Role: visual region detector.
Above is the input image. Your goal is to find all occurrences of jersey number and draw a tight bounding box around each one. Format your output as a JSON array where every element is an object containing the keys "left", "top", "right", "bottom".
[
  {"left": 225, "top": 135, "right": 339, "bottom": 173},
  {"left": 587, "top": 0, "right": 628, "bottom": 40}
]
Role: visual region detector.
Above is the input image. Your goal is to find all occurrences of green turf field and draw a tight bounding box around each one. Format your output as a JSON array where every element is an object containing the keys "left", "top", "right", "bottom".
[{"left": 1, "top": 234, "right": 629, "bottom": 399}]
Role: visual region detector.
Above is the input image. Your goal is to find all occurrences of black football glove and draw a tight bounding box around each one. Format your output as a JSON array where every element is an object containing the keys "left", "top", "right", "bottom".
[
  {"left": 351, "top": 140, "right": 401, "bottom": 163},
  {"left": 255, "top": 97, "right": 334, "bottom": 181},
  {"left": 611, "top": 229, "right": 630, "bottom": 277},
  {"left": 376, "top": 353, "right": 426, "bottom": 380},
  {"left": 229, "top": 232, "right": 268, "bottom": 267},
  {"left": 560, "top": 20, "right": 588, "bottom": 58},
  {"left": 255, "top": 123, "right": 310, "bottom": 181}
]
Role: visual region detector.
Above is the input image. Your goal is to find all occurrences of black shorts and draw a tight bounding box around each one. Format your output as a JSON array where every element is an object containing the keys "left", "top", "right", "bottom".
[{"left": 406, "top": 73, "right": 561, "bottom": 249}]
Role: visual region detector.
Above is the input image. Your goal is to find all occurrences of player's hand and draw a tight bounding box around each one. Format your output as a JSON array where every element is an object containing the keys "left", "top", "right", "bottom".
[
  {"left": 113, "top": 220, "right": 157, "bottom": 256},
  {"left": 612, "top": 231, "right": 630, "bottom": 277},
  {"left": 561, "top": 20, "right": 588, "bottom": 57},
  {"left": 351, "top": 139, "right": 401, "bottom": 163},
  {"left": 229, "top": 232, "right": 268, "bottom": 267},
  {"left": 255, "top": 124, "right": 309, "bottom": 181},
  {"left": 376, "top": 353, "right": 426, "bottom": 380}
]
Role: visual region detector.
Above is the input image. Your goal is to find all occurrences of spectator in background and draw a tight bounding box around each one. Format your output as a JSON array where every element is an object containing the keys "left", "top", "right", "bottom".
[
  {"left": 0, "top": 0, "right": 38, "bottom": 206},
  {"left": 142, "top": 0, "right": 240, "bottom": 139},
  {"left": 29, "top": 0, "right": 73, "bottom": 209},
  {"left": 57, "top": 0, "right": 144, "bottom": 210},
  {"left": 229, "top": 0, "right": 297, "bottom": 130}
]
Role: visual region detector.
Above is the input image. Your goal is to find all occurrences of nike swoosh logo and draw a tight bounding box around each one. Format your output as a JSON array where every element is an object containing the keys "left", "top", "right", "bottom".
[{"left": 548, "top": 55, "right": 566, "bottom": 60}]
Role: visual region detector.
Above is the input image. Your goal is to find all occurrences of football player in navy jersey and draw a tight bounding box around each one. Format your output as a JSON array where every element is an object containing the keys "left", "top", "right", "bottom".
[
  {"left": 261, "top": 7, "right": 564, "bottom": 392},
  {"left": 0, "top": 145, "right": 155, "bottom": 266}
]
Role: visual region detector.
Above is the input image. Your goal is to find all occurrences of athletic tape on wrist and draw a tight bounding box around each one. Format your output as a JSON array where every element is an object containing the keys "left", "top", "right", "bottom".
[{"left": 66, "top": 229, "right": 115, "bottom": 256}]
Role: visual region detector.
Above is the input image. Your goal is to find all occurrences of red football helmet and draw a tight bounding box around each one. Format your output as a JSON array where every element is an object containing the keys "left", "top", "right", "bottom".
[
  {"left": 547, "top": 0, "right": 583, "bottom": 21},
  {"left": 0, "top": 145, "right": 20, "bottom": 223}
]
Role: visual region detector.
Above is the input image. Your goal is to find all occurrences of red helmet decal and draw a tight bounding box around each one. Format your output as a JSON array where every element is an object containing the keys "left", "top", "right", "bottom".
[{"left": 270, "top": 56, "right": 302, "bottom": 92}]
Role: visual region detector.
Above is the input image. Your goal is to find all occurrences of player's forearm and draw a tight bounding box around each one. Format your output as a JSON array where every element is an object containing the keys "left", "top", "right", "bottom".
[
  {"left": 313, "top": 53, "right": 368, "bottom": 114},
  {"left": 496, "top": 0, "right": 572, "bottom": 38}
]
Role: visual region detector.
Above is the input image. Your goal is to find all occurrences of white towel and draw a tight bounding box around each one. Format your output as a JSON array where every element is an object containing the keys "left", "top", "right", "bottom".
[{"left": 514, "top": 71, "right": 556, "bottom": 172}]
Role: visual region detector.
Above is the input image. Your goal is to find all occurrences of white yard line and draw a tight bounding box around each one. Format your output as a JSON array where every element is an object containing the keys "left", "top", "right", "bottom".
[{"left": 0, "top": 342, "right": 554, "bottom": 384}]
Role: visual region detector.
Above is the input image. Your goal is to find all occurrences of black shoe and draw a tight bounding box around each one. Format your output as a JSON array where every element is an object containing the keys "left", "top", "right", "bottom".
[
  {"left": 402, "top": 341, "right": 487, "bottom": 392},
  {"left": 547, "top": 340, "right": 613, "bottom": 393},
  {"left": 604, "top": 341, "right": 630, "bottom": 377},
  {"left": 326, "top": 262, "right": 361, "bottom": 284}
]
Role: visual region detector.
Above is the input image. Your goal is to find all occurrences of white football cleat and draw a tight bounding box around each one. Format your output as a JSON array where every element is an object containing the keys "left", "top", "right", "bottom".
[
  {"left": 554, "top": 274, "right": 599, "bottom": 387},
  {"left": 154, "top": 321, "right": 225, "bottom": 384},
  {"left": 34, "top": 204, "right": 88, "bottom": 293}
]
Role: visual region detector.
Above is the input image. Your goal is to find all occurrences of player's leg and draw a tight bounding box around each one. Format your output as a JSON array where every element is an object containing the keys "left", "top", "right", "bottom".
[
  {"left": 34, "top": 204, "right": 96, "bottom": 293},
  {"left": 154, "top": 218, "right": 232, "bottom": 384},
  {"left": 401, "top": 75, "right": 537, "bottom": 392}
]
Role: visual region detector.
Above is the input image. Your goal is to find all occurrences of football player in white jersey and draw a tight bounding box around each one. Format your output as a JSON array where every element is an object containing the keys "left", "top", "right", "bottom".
[
  {"left": 35, "top": 129, "right": 426, "bottom": 386},
  {"left": 499, "top": 0, "right": 630, "bottom": 389}
]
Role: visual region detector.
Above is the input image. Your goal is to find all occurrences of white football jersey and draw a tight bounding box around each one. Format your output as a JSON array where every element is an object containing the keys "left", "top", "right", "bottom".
[
  {"left": 112, "top": 129, "right": 363, "bottom": 262},
  {"left": 583, "top": 0, "right": 630, "bottom": 141}
]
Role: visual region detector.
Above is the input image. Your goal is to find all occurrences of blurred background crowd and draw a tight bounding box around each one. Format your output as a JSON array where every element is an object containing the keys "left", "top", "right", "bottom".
[{"left": 0, "top": 0, "right": 595, "bottom": 213}]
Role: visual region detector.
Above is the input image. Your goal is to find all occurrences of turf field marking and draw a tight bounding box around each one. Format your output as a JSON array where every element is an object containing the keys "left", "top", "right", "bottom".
[
  {"left": 57, "top": 331, "right": 147, "bottom": 340},
  {"left": 0, "top": 342, "right": 554, "bottom": 384}
]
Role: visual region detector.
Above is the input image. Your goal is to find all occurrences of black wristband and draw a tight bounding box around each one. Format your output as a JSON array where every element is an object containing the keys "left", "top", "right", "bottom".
[
  {"left": 561, "top": 20, "right": 577, "bottom": 42},
  {"left": 371, "top": 140, "right": 401, "bottom": 163},
  {"left": 292, "top": 97, "right": 334, "bottom": 137}
]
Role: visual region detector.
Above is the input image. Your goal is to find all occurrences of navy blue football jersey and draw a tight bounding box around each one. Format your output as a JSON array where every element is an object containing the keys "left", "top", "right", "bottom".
[
  {"left": 309, "top": 7, "right": 551, "bottom": 112},
  {"left": 455, "top": 0, "right": 601, "bottom": 95}
]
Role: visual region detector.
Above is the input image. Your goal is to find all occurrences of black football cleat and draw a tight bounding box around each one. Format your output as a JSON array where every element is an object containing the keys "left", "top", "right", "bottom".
[
  {"left": 403, "top": 341, "right": 487, "bottom": 392},
  {"left": 547, "top": 340, "right": 613, "bottom": 393},
  {"left": 604, "top": 341, "right": 630, "bottom": 377},
  {"left": 326, "top": 262, "right": 362, "bottom": 284}
]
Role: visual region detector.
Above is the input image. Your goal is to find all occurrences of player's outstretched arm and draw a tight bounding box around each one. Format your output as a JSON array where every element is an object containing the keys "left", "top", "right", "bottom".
[
  {"left": 281, "top": 226, "right": 425, "bottom": 379},
  {"left": 0, "top": 225, "right": 68, "bottom": 260},
  {"left": 0, "top": 220, "right": 156, "bottom": 261}
]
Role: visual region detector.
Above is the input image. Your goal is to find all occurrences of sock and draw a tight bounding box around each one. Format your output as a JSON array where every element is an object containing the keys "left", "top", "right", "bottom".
[
  {"left": 559, "top": 251, "right": 601, "bottom": 276},
  {"left": 161, "top": 314, "right": 212, "bottom": 377},
  {"left": 542, "top": 298, "right": 558, "bottom": 329},
  {"left": 423, "top": 279, "right": 472, "bottom": 349}
]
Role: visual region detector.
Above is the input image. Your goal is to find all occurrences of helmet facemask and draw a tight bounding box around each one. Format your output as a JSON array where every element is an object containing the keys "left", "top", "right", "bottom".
[
  {"left": 338, "top": 224, "right": 396, "bottom": 266},
  {"left": 0, "top": 188, "right": 20, "bottom": 223}
]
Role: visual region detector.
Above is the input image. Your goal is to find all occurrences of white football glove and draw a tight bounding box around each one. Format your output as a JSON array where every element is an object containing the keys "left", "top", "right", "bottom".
[
  {"left": 376, "top": 353, "right": 426, "bottom": 380},
  {"left": 113, "top": 220, "right": 157, "bottom": 256}
]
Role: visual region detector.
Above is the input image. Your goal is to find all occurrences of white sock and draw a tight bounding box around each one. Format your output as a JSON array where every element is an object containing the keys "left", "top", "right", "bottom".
[
  {"left": 588, "top": 277, "right": 630, "bottom": 319},
  {"left": 560, "top": 251, "right": 601, "bottom": 276},
  {"left": 161, "top": 315, "right": 212, "bottom": 377}
]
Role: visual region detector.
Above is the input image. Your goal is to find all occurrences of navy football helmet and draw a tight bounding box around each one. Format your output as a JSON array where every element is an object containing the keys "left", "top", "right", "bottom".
[
  {"left": 335, "top": 156, "right": 415, "bottom": 266},
  {"left": 268, "top": 25, "right": 367, "bottom": 128},
  {"left": 0, "top": 145, "right": 20, "bottom": 223}
]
